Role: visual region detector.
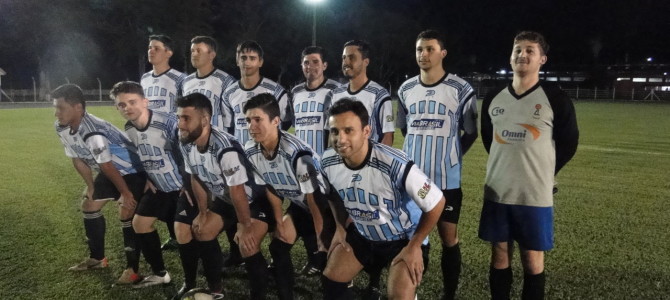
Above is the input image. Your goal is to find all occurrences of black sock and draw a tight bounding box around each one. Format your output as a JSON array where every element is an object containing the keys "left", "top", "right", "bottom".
[
  {"left": 121, "top": 218, "right": 140, "bottom": 272},
  {"left": 302, "top": 233, "right": 319, "bottom": 264},
  {"left": 490, "top": 266, "right": 513, "bottom": 300},
  {"left": 225, "top": 225, "right": 241, "bottom": 261},
  {"left": 244, "top": 252, "right": 269, "bottom": 300},
  {"left": 138, "top": 230, "right": 166, "bottom": 275},
  {"left": 165, "top": 219, "right": 177, "bottom": 241},
  {"left": 269, "top": 239, "right": 294, "bottom": 300},
  {"left": 178, "top": 239, "right": 198, "bottom": 287},
  {"left": 198, "top": 239, "right": 223, "bottom": 292},
  {"left": 365, "top": 266, "right": 382, "bottom": 290},
  {"left": 314, "top": 251, "right": 327, "bottom": 271},
  {"left": 522, "top": 272, "right": 545, "bottom": 300},
  {"left": 322, "top": 275, "right": 353, "bottom": 300},
  {"left": 83, "top": 210, "right": 106, "bottom": 260},
  {"left": 441, "top": 243, "right": 462, "bottom": 300},
  {"left": 422, "top": 242, "right": 431, "bottom": 274}
]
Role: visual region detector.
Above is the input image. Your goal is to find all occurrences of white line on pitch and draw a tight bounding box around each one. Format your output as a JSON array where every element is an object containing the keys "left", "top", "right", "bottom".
[{"left": 579, "top": 145, "right": 670, "bottom": 156}]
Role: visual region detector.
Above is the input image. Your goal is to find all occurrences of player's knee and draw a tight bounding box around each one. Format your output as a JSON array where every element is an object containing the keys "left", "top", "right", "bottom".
[
  {"left": 521, "top": 252, "right": 544, "bottom": 274},
  {"left": 174, "top": 222, "right": 193, "bottom": 244},
  {"left": 131, "top": 215, "right": 154, "bottom": 233}
]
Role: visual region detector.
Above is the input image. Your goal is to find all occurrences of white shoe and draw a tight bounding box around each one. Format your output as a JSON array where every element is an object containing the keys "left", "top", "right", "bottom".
[{"left": 133, "top": 271, "right": 171, "bottom": 288}]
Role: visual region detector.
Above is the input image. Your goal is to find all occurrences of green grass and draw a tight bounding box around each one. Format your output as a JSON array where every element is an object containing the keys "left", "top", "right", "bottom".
[{"left": 0, "top": 101, "right": 669, "bottom": 299}]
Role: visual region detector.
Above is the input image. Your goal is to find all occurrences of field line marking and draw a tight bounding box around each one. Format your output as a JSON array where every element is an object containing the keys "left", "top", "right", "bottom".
[{"left": 580, "top": 145, "right": 670, "bottom": 156}]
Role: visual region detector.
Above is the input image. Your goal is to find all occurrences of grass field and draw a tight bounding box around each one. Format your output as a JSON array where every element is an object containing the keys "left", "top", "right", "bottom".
[{"left": 0, "top": 101, "right": 669, "bottom": 299}]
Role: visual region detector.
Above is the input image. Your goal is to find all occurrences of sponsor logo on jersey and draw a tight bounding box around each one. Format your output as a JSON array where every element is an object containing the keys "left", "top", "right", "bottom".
[
  {"left": 269, "top": 161, "right": 278, "bottom": 169},
  {"left": 351, "top": 174, "right": 362, "bottom": 182},
  {"left": 92, "top": 146, "right": 107, "bottom": 156},
  {"left": 223, "top": 165, "right": 240, "bottom": 176},
  {"left": 295, "top": 116, "right": 321, "bottom": 126},
  {"left": 346, "top": 207, "right": 380, "bottom": 222},
  {"left": 149, "top": 100, "right": 166, "bottom": 108},
  {"left": 492, "top": 107, "right": 505, "bottom": 116},
  {"left": 236, "top": 118, "right": 247, "bottom": 126},
  {"left": 308, "top": 92, "right": 316, "bottom": 98},
  {"left": 153, "top": 78, "right": 159, "bottom": 84},
  {"left": 247, "top": 92, "right": 255, "bottom": 98},
  {"left": 143, "top": 159, "right": 166, "bottom": 171},
  {"left": 141, "top": 133, "right": 148, "bottom": 140},
  {"left": 410, "top": 119, "right": 444, "bottom": 129},
  {"left": 386, "top": 114, "right": 394, "bottom": 122},
  {"left": 417, "top": 181, "right": 431, "bottom": 199},
  {"left": 425, "top": 90, "right": 435, "bottom": 97},
  {"left": 297, "top": 172, "right": 311, "bottom": 183},
  {"left": 494, "top": 123, "right": 540, "bottom": 144},
  {"left": 533, "top": 104, "right": 542, "bottom": 119},
  {"left": 199, "top": 81, "right": 206, "bottom": 86}
]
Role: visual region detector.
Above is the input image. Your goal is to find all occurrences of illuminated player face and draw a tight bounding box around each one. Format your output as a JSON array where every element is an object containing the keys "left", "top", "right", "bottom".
[
  {"left": 510, "top": 40, "right": 547, "bottom": 76},
  {"left": 342, "top": 46, "right": 368, "bottom": 80},
  {"left": 190, "top": 42, "right": 215, "bottom": 70},
  {"left": 147, "top": 40, "right": 172, "bottom": 67},
  {"left": 329, "top": 111, "right": 370, "bottom": 166},
  {"left": 245, "top": 107, "right": 279, "bottom": 145},
  {"left": 416, "top": 38, "right": 446, "bottom": 71},
  {"left": 177, "top": 106, "right": 206, "bottom": 144},
  {"left": 302, "top": 53, "right": 327, "bottom": 83},
  {"left": 114, "top": 92, "right": 148, "bottom": 123},
  {"left": 53, "top": 98, "right": 82, "bottom": 127},
  {"left": 237, "top": 49, "right": 264, "bottom": 78}
]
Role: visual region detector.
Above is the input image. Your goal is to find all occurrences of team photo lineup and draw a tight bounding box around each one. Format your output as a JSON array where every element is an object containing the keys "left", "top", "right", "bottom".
[{"left": 52, "top": 29, "right": 578, "bottom": 300}]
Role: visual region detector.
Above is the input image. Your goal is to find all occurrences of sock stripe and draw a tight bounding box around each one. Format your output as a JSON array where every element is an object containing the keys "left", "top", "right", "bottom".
[{"left": 83, "top": 211, "right": 103, "bottom": 219}]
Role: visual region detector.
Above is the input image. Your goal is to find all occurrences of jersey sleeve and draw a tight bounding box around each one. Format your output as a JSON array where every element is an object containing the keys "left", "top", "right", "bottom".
[
  {"left": 544, "top": 84, "right": 579, "bottom": 174},
  {"left": 460, "top": 91, "right": 478, "bottom": 135},
  {"left": 403, "top": 164, "right": 443, "bottom": 212},
  {"left": 181, "top": 145, "right": 193, "bottom": 174},
  {"left": 294, "top": 154, "right": 321, "bottom": 195},
  {"left": 323, "top": 91, "right": 333, "bottom": 131},
  {"left": 277, "top": 92, "right": 293, "bottom": 130},
  {"left": 380, "top": 97, "right": 395, "bottom": 133},
  {"left": 219, "top": 150, "right": 249, "bottom": 186},
  {"left": 220, "top": 92, "right": 234, "bottom": 133},
  {"left": 480, "top": 90, "right": 496, "bottom": 153},
  {"left": 84, "top": 134, "right": 113, "bottom": 164}
]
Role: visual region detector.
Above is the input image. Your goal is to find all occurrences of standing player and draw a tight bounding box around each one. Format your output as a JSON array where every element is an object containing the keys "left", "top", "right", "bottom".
[
  {"left": 53, "top": 84, "right": 145, "bottom": 284},
  {"left": 479, "top": 31, "right": 578, "bottom": 300},
  {"left": 243, "top": 94, "right": 331, "bottom": 299},
  {"left": 320, "top": 98, "right": 446, "bottom": 299},
  {"left": 140, "top": 34, "right": 186, "bottom": 114},
  {"left": 181, "top": 36, "right": 235, "bottom": 130},
  {"left": 175, "top": 93, "right": 273, "bottom": 299},
  {"left": 291, "top": 46, "right": 340, "bottom": 156},
  {"left": 111, "top": 81, "right": 181, "bottom": 287},
  {"left": 221, "top": 40, "right": 291, "bottom": 146},
  {"left": 325, "top": 40, "right": 394, "bottom": 146},
  {"left": 397, "top": 29, "right": 478, "bottom": 300}
]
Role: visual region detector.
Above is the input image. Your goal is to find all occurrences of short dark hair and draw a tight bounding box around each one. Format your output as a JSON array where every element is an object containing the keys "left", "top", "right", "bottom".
[
  {"left": 191, "top": 36, "right": 217, "bottom": 53},
  {"left": 416, "top": 29, "right": 446, "bottom": 50},
  {"left": 343, "top": 40, "right": 371, "bottom": 60},
  {"left": 243, "top": 93, "right": 280, "bottom": 120},
  {"left": 149, "top": 34, "right": 175, "bottom": 52},
  {"left": 52, "top": 84, "right": 86, "bottom": 110},
  {"left": 109, "top": 81, "right": 144, "bottom": 100},
  {"left": 514, "top": 31, "right": 549, "bottom": 55},
  {"left": 301, "top": 46, "right": 327, "bottom": 63},
  {"left": 237, "top": 40, "right": 264, "bottom": 59},
  {"left": 176, "top": 93, "right": 212, "bottom": 117},
  {"left": 328, "top": 98, "right": 368, "bottom": 127}
]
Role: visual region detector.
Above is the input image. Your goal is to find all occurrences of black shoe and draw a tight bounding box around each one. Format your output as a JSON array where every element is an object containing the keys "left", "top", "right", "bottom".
[
  {"left": 172, "top": 282, "right": 196, "bottom": 300},
  {"left": 222, "top": 252, "right": 245, "bottom": 271},
  {"left": 161, "top": 238, "right": 179, "bottom": 251},
  {"left": 362, "top": 286, "right": 382, "bottom": 300}
]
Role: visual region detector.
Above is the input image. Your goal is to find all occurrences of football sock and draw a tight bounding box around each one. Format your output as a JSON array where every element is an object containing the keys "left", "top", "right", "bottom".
[
  {"left": 269, "top": 239, "right": 294, "bottom": 300},
  {"left": 490, "top": 266, "right": 513, "bottom": 300},
  {"left": 302, "top": 233, "right": 319, "bottom": 264},
  {"left": 198, "top": 239, "right": 223, "bottom": 292},
  {"left": 314, "top": 251, "right": 327, "bottom": 271},
  {"left": 441, "top": 243, "right": 462, "bottom": 300},
  {"left": 178, "top": 239, "right": 198, "bottom": 286},
  {"left": 322, "top": 275, "right": 353, "bottom": 300},
  {"left": 225, "top": 225, "right": 242, "bottom": 262},
  {"left": 138, "top": 230, "right": 166, "bottom": 274},
  {"left": 83, "top": 210, "right": 106, "bottom": 260},
  {"left": 244, "top": 252, "right": 269, "bottom": 300},
  {"left": 422, "top": 242, "right": 431, "bottom": 274},
  {"left": 522, "top": 272, "right": 545, "bottom": 300},
  {"left": 121, "top": 218, "right": 140, "bottom": 272}
]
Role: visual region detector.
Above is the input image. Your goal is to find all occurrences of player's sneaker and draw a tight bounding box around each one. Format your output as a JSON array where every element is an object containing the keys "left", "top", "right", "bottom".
[
  {"left": 172, "top": 282, "right": 196, "bottom": 300},
  {"left": 116, "top": 268, "right": 143, "bottom": 285},
  {"left": 133, "top": 271, "right": 171, "bottom": 288},
  {"left": 68, "top": 257, "right": 108, "bottom": 271},
  {"left": 297, "top": 262, "right": 322, "bottom": 276},
  {"left": 162, "top": 238, "right": 179, "bottom": 251}
]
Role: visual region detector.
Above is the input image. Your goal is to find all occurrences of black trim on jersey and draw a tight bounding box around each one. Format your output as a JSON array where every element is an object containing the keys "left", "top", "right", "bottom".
[
  {"left": 196, "top": 134, "right": 211, "bottom": 154},
  {"left": 195, "top": 68, "right": 217, "bottom": 80},
  {"left": 292, "top": 151, "right": 314, "bottom": 174},
  {"left": 419, "top": 72, "right": 448, "bottom": 88},
  {"left": 541, "top": 82, "right": 579, "bottom": 174},
  {"left": 347, "top": 79, "right": 371, "bottom": 95},
  {"left": 480, "top": 83, "right": 507, "bottom": 153},
  {"left": 507, "top": 81, "right": 541, "bottom": 100},
  {"left": 152, "top": 68, "right": 173, "bottom": 78},
  {"left": 125, "top": 110, "right": 154, "bottom": 132},
  {"left": 304, "top": 77, "right": 329, "bottom": 92},
  {"left": 400, "top": 161, "right": 415, "bottom": 190},
  {"left": 342, "top": 139, "right": 374, "bottom": 171},
  {"left": 238, "top": 76, "right": 263, "bottom": 92},
  {"left": 259, "top": 129, "right": 282, "bottom": 160},
  {"left": 83, "top": 132, "right": 106, "bottom": 142}
]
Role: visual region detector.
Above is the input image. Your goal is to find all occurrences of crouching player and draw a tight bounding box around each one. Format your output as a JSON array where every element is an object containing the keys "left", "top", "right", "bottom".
[
  {"left": 243, "top": 93, "right": 332, "bottom": 300},
  {"left": 174, "top": 93, "right": 273, "bottom": 299},
  {"left": 320, "top": 98, "right": 446, "bottom": 299}
]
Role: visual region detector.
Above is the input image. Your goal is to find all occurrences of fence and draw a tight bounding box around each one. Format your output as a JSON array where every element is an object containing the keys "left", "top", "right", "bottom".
[{"left": 0, "top": 89, "right": 109, "bottom": 103}]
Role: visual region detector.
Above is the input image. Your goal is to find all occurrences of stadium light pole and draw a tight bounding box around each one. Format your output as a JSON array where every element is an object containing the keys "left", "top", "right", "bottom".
[{"left": 306, "top": 0, "right": 325, "bottom": 46}]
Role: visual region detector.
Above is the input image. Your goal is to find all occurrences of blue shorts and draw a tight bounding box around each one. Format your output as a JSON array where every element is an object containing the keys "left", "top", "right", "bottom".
[{"left": 478, "top": 200, "right": 554, "bottom": 251}]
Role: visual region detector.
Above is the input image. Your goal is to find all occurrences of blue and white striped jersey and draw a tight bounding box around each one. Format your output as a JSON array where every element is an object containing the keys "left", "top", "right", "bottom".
[
  {"left": 180, "top": 127, "right": 265, "bottom": 205},
  {"left": 56, "top": 113, "right": 141, "bottom": 176},
  {"left": 244, "top": 130, "right": 327, "bottom": 211},
  {"left": 291, "top": 79, "right": 340, "bottom": 155},
  {"left": 321, "top": 141, "right": 442, "bottom": 242},
  {"left": 140, "top": 68, "right": 186, "bottom": 113},
  {"left": 221, "top": 77, "right": 291, "bottom": 145},
  {"left": 182, "top": 69, "right": 235, "bottom": 129},
  {"left": 397, "top": 74, "right": 477, "bottom": 190},
  {"left": 125, "top": 110, "right": 183, "bottom": 192},
  {"left": 325, "top": 80, "right": 394, "bottom": 143}
]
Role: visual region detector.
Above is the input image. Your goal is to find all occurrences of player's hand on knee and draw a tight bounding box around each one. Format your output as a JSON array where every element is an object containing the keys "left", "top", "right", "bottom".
[
  {"left": 327, "top": 226, "right": 349, "bottom": 258},
  {"left": 392, "top": 245, "right": 424, "bottom": 286},
  {"left": 118, "top": 192, "right": 137, "bottom": 210},
  {"left": 144, "top": 180, "right": 157, "bottom": 193},
  {"left": 235, "top": 222, "right": 257, "bottom": 255},
  {"left": 193, "top": 212, "right": 207, "bottom": 235}
]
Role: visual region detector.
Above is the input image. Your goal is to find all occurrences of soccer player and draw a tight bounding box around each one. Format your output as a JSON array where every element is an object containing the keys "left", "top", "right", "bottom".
[
  {"left": 397, "top": 29, "right": 478, "bottom": 300},
  {"left": 110, "top": 81, "right": 181, "bottom": 287},
  {"left": 182, "top": 35, "right": 235, "bottom": 130},
  {"left": 221, "top": 40, "right": 291, "bottom": 146},
  {"left": 175, "top": 93, "right": 273, "bottom": 299},
  {"left": 243, "top": 93, "right": 331, "bottom": 299},
  {"left": 140, "top": 34, "right": 186, "bottom": 114},
  {"left": 291, "top": 46, "right": 340, "bottom": 156},
  {"left": 53, "top": 84, "right": 145, "bottom": 284},
  {"left": 325, "top": 40, "right": 394, "bottom": 146},
  {"left": 479, "top": 31, "right": 579, "bottom": 300},
  {"left": 320, "top": 98, "right": 446, "bottom": 299}
]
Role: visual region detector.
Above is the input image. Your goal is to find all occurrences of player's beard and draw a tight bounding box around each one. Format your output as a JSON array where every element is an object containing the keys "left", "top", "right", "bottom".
[{"left": 180, "top": 126, "right": 203, "bottom": 144}]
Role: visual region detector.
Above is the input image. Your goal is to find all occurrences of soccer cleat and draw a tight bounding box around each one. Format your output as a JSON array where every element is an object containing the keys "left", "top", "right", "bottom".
[
  {"left": 363, "top": 286, "right": 382, "bottom": 300},
  {"left": 68, "top": 257, "right": 108, "bottom": 271},
  {"left": 172, "top": 283, "right": 196, "bottom": 300},
  {"left": 116, "top": 268, "right": 143, "bottom": 285},
  {"left": 162, "top": 238, "right": 179, "bottom": 251},
  {"left": 133, "top": 271, "right": 171, "bottom": 288},
  {"left": 297, "top": 262, "right": 322, "bottom": 276}
]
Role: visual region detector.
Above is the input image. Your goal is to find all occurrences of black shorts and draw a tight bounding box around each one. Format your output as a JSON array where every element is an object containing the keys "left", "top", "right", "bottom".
[
  {"left": 345, "top": 224, "right": 408, "bottom": 270},
  {"left": 135, "top": 190, "right": 178, "bottom": 222},
  {"left": 91, "top": 172, "right": 146, "bottom": 202},
  {"left": 174, "top": 194, "right": 274, "bottom": 230},
  {"left": 439, "top": 188, "right": 463, "bottom": 224},
  {"left": 287, "top": 202, "right": 316, "bottom": 238}
]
